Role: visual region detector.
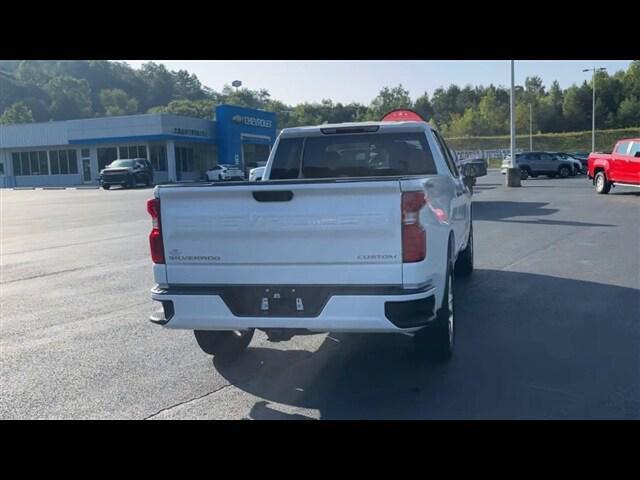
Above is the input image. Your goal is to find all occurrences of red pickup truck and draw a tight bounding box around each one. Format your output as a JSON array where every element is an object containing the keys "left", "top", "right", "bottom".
[{"left": 588, "top": 138, "right": 640, "bottom": 194}]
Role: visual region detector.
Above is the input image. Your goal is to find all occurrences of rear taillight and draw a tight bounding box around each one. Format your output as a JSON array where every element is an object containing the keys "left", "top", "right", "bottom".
[
  {"left": 147, "top": 198, "right": 165, "bottom": 264},
  {"left": 402, "top": 191, "right": 426, "bottom": 263}
]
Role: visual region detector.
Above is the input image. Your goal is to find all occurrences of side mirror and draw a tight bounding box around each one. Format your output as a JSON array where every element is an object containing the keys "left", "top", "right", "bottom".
[{"left": 461, "top": 161, "right": 487, "bottom": 178}]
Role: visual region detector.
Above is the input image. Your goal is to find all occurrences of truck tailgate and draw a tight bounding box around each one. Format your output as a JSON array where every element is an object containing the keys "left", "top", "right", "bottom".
[{"left": 158, "top": 180, "right": 403, "bottom": 286}]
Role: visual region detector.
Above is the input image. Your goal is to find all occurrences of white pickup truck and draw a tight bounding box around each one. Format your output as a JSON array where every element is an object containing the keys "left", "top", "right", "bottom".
[{"left": 148, "top": 119, "right": 475, "bottom": 362}]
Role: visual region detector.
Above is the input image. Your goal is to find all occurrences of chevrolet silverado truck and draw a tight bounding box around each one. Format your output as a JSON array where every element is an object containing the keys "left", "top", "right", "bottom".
[
  {"left": 588, "top": 138, "right": 640, "bottom": 194},
  {"left": 147, "top": 115, "right": 478, "bottom": 362},
  {"left": 100, "top": 158, "right": 153, "bottom": 189}
]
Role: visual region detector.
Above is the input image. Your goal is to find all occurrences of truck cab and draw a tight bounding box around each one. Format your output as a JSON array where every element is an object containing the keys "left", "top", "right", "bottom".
[{"left": 588, "top": 138, "right": 640, "bottom": 193}]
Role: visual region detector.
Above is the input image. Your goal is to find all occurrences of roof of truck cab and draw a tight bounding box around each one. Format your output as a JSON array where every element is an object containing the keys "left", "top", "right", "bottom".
[{"left": 279, "top": 121, "right": 433, "bottom": 137}]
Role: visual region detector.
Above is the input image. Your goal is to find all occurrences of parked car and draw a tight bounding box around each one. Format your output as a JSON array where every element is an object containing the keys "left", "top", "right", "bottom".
[
  {"left": 148, "top": 117, "right": 482, "bottom": 362},
  {"left": 501, "top": 151, "right": 575, "bottom": 180},
  {"left": 570, "top": 152, "right": 590, "bottom": 169},
  {"left": 587, "top": 138, "right": 640, "bottom": 194},
  {"left": 205, "top": 165, "right": 245, "bottom": 181},
  {"left": 550, "top": 152, "right": 583, "bottom": 175},
  {"left": 249, "top": 166, "right": 266, "bottom": 181},
  {"left": 100, "top": 158, "right": 153, "bottom": 190}
]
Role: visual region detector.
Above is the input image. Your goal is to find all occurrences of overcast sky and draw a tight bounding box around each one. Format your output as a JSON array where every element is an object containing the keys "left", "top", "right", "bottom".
[{"left": 123, "top": 60, "right": 632, "bottom": 105}]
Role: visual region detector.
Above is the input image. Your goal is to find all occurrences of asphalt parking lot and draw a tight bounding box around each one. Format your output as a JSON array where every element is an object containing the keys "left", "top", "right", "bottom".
[{"left": 1, "top": 171, "right": 639, "bottom": 419}]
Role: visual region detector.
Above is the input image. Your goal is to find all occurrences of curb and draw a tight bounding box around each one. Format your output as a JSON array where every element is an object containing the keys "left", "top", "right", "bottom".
[
  {"left": 42, "top": 187, "right": 67, "bottom": 190},
  {"left": 12, "top": 187, "right": 35, "bottom": 190}
]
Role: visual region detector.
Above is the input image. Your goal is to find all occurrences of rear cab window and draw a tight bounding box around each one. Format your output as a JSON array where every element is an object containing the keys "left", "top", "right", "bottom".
[{"left": 269, "top": 131, "right": 437, "bottom": 180}]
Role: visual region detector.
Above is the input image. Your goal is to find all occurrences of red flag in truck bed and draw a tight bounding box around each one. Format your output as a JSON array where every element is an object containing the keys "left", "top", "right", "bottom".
[{"left": 381, "top": 109, "right": 426, "bottom": 122}]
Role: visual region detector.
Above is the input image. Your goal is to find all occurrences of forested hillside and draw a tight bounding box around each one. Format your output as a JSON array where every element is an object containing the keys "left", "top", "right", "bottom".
[{"left": 1, "top": 60, "right": 639, "bottom": 137}]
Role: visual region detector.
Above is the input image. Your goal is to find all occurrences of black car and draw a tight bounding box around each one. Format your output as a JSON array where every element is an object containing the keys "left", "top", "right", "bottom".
[
  {"left": 99, "top": 158, "right": 153, "bottom": 190},
  {"left": 569, "top": 152, "right": 590, "bottom": 169}
]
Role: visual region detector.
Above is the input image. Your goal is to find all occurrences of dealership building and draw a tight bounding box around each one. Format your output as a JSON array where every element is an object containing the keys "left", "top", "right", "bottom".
[{"left": 0, "top": 105, "right": 276, "bottom": 188}]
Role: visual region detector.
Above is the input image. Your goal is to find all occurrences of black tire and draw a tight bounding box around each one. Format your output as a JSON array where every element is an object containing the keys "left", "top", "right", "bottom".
[
  {"left": 414, "top": 255, "right": 455, "bottom": 362},
  {"left": 520, "top": 168, "right": 529, "bottom": 180},
  {"left": 194, "top": 329, "right": 254, "bottom": 359},
  {"left": 547, "top": 173, "right": 557, "bottom": 179},
  {"left": 102, "top": 184, "right": 110, "bottom": 190},
  {"left": 455, "top": 222, "right": 473, "bottom": 277},
  {"left": 595, "top": 171, "right": 611, "bottom": 194},
  {"left": 558, "top": 166, "right": 570, "bottom": 178},
  {"left": 126, "top": 175, "right": 135, "bottom": 189}
]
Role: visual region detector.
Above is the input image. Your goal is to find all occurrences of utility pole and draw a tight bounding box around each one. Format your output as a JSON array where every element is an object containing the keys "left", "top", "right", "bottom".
[
  {"left": 582, "top": 67, "right": 607, "bottom": 152},
  {"left": 529, "top": 104, "right": 533, "bottom": 151},
  {"left": 506, "top": 60, "right": 521, "bottom": 187}
]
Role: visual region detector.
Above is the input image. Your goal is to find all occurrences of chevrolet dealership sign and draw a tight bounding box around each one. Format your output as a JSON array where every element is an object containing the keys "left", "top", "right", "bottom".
[{"left": 232, "top": 114, "right": 273, "bottom": 129}]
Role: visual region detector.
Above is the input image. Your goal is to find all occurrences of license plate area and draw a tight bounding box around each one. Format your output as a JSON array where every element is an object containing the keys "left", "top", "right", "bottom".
[{"left": 220, "top": 286, "right": 331, "bottom": 317}]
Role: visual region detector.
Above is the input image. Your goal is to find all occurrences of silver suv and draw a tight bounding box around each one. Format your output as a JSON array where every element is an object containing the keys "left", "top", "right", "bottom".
[{"left": 501, "top": 151, "right": 576, "bottom": 180}]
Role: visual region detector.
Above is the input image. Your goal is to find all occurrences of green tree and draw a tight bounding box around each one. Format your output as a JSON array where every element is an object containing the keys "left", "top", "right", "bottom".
[
  {"left": 617, "top": 97, "right": 640, "bottom": 126},
  {"left": 99, "top": 88, "right": 139, "bottom": 116},
  {"left": 137, "top": 62, "right": 175, "bottom": 111},
  {"left": 45, "top": 76, "right": 93, "bottom": 120},
  {"left": 15, "top": 60, "right": 52, "bottom": 86},
  {"left": 172, "top": 70, "right": 205, "bottom": 100},
  {"left": 414, "top": 92, "right": 434, "bottom": 121},
  {"left": 366, "top": 84, "right": 412, "bottom": 120},
  {"left": 151, "top": 99, "right": 216, "bottom": 119},
  {"left": 562, "top": 84, "right": 591, "bottom": 131},
  {"left": 0, "top": 101, "right": 35, "bottom": 124}
]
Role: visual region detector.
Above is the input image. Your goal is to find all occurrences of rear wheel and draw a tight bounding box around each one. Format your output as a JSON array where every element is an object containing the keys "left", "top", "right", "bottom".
[
  {"left": 595, "top": 171, "right": 611, "bottom": 194},
  {"left": 126, "top": 175, "right": 135, "bottom": 189},
  {"left": 520, "top": 168, "right": 529, "bottom": 180},
  {"left": 102, "top": 184, "right": 110, "bottom": 190},
  {"left": 414, "top": 258, "right": 455, "bottom": 362},
  {"left": 194, "top": 329, "right": 254, "bottom": 359},
  {"left": 558, "top": 166, "right": 570, "bottom": 178}
]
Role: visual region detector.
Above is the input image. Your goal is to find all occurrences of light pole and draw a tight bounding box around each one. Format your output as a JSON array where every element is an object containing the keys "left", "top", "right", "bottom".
[
  {"left": 582, "top": 67, "right": 607, "bottom": 152},
  {"left": 506, "top": 60, "right": 521, "bottom": 187},
  {"left": 529, "top": 104, "right": 533, "bottom": 151}
]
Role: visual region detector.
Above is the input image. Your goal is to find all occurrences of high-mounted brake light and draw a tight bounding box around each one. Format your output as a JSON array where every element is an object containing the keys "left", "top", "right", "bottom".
[
  {"left": 147, "top": 198, "right": 165, "bottom": 264},
  {"left": 402, "top": 191, "right": 427, "bottom": 263}
]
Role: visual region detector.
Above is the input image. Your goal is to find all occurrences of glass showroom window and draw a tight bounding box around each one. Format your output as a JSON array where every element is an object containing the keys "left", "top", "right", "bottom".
[
  {"left": 176, "top": 147, "right": 195, "bottom": 171},
  {"left": 11, "top": 151, "right": 48, "bottom": 176},
  {"left": 49, "top": 150, "right": 79, "bottom": 175},
  {"left": 119, "top": 145, "right": 147, "bottom": 159},
  {"left": 150, "top": 145, "right": 167, "bottom": 171}
]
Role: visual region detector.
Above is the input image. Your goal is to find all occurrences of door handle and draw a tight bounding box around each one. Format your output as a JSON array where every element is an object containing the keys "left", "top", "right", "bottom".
[{"left": 252, "top": 190, "right": 294, "bottom": 202}]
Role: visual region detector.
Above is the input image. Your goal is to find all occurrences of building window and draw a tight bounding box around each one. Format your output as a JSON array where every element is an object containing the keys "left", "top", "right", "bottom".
[
  {"left": 176, "top": 147, "right": 195, "bottom": 171},
  {"left": 81, "top": 148, "right": 90, "bottom": 158},
  {"left": 49, "top": 149, "right": 78, "bottom": 175},
  {"left": 119, "top": 145, "right": 147, "bottom": 160},
  {"left": 150, "top": 145, "right": 167, "bottom": 171},
  {"left": 11, "top": 150, "right": 48, "bottom": 176},
  {"left": 0, "top": 162, "right": 4, "bottom": 176},
  {"left": 98, "top": 147, "right": 118, "bottom": 170}
]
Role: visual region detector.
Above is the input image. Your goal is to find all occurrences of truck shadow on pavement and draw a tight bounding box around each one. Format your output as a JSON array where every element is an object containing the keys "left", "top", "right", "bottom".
[
  {"left": 472, "top": 201, "right": 615, "bottom": 227},
  {"left": 213, "top": 270, "right": 640, "bottom": 420}
]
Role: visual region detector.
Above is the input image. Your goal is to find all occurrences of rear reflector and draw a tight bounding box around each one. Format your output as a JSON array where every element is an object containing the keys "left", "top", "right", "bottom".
[
  {"left": 402, "top": 191, "right": 426, "bottom": 263},
  {"left": 147, "top": 198, "right": 165, "bottom": 264}
]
